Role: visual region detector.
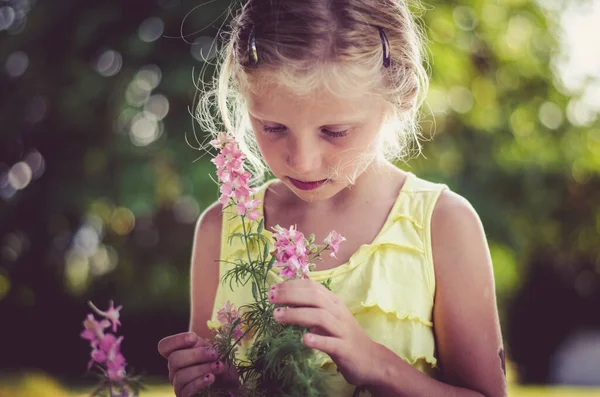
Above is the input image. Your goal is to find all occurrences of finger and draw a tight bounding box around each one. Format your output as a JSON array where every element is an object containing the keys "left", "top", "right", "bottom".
[
  {"left": 180, "top": 372, "right": 215, "bottom": 397},
  {"left": 308, "top": 326, "right": 328, "bottom": 336},
  {"left": 303, "top": 332, "right": 343, "bottom": 358},
  {"left": 158, "top": 332, "right": 203, "bottom": 358},
  {"left": 269, "top": 279, "right": 337, "bottom": 311},
  {"left": 273, "top": 307, "right": 343, "bottom": 337},
  {"left": 168, "top": 345, "right": 218, "bottom": 382},
  {"left": 173, "top": 361, "right": 223, "bottom": 397}
]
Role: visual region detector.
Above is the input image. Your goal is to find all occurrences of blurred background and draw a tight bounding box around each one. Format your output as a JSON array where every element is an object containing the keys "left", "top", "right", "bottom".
[{"left": 1, "top": 0, "right": 599, "bottom": 395}]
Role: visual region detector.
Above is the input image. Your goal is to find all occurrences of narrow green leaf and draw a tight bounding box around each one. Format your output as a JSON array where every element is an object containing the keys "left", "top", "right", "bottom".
[
  {"left": 263, "top": 241, "right": 269, "bottom": 261},
  {"left": 257, "top": 218, "right": 264, "bottom": 234},
  {"left": 251, "top": 281, "right": 259, "bottom": 301},
  {"left": 267, "top": 255, "right": 276, "bottom": 273}
]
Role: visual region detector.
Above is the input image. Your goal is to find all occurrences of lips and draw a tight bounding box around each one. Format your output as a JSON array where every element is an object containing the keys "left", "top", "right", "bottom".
[{"left": 288, "top": 177, "right": 327, "bottom": 191}]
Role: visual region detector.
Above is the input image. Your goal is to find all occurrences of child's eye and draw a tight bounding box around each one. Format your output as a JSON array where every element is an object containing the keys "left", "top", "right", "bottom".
[
  {"left": 262, "top": 125, "right": 348, "bottom": 139},
  {"left": 323, "top": 129, "right": 348, "bottom": 138},
  {"left": 263, "top": 126, "right": 286, "bottom": 134}
]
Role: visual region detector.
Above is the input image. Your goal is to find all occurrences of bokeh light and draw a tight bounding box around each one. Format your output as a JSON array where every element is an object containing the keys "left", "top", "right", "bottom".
[
  {"left": 24, "top": 150, "right": 45, "bottom": 179},
  {"left": 0, "top": 273, "right": 10, "bottom": 301},
  {"left": 5, "top": 50, "right": 29, "bottom": 77},
  {"left": 89, "top": 244, "right": 118, "bottom": 277},
  {"left": 173, "top": 195, "right": 200, "bottom": 224},
  {"left": 448, "top": 86, "right": 474, "bottom": 114},
  {"left": 110, "top": 207, "right": 136, "bottom": 235},
  {"left": 64, "top": 248, "right": 90, "bottom": 295},
  {"left": 25, "top": 96, "right": 48, "bottom": 123},
  {"left": 126, "top": 78, "right": 152, "bottom": 107},
  {"left": 191, "top": 36, "right": 218, "bottom": 62},
  {"left": 539, "top": 101, "right": 564, "bottom": 130},
  {"left": 129, "top": 112, "right": 163, "bottom": 146},
  {"left": 136, "top": 64, "right": 162, "bottom": 90},
  {"left": 2, "top": 232, "right": 29, "bottom": 263},
  {"left": 453, "top": 6, "right": 478, "bottom": 31},
  {"left": 0, "top": 6, "right": 16, "bottom": 31},
  {"left": 8, "top": 161, "right": 32, "bottom": 190},
  {"left": 95, "top": 49, "right": 123, "bottom": 77},
  {"left": 138, "top": 16, "right": 164, "bottom": 42},
  {"left": 144, "top": 94, "right": 170, "bottom": 121}
]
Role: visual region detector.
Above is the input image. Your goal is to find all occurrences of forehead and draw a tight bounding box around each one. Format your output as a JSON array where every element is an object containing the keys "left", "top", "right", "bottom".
[{"left": 246, "top": 81, "right": 385, "bottom": 124}]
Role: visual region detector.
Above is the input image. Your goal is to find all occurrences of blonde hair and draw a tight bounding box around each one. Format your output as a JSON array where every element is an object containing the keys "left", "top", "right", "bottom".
[{"left": 196, "top": 0, "right": 430, "bottom": 183}]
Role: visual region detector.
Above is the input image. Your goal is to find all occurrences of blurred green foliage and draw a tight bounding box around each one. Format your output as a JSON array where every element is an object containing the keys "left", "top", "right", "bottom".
[{"left": 0, "top": 0, "right": 599, "bottom": 383}]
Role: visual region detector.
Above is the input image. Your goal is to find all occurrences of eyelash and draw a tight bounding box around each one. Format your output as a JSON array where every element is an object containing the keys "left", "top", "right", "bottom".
[{"left": 262, "top": 126, "right": 348, "bottom": 138}]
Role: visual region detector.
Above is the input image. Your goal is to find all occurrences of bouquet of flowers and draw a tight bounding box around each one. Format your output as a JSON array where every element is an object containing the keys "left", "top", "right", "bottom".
[
  {"left": 80, "top": 300, "right": 145, "bottom": 397},
  {"left": 199, "top": 132, "right": 346, "bottom": 397}
]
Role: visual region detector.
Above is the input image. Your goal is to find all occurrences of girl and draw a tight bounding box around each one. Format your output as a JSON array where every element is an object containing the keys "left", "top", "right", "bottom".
[{"left": 158, "top": 0, "right": 507, "bottom": 396}]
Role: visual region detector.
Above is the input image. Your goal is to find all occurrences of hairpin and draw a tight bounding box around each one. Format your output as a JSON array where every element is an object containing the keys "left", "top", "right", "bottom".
[
  {"left": 378, "top": 27, "right": 391, "bottom": 68},
  {"left": 248, "top": 26, "right": 258, "bottom": 65}
]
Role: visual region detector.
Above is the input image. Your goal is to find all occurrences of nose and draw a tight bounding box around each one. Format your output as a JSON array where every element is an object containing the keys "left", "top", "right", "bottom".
[{"left": 286, "top": 136, "right": 322, "bottom": 175}]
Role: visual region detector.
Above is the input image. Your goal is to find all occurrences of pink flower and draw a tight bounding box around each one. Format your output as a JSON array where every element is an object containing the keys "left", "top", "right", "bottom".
[
  {"left": 216, "top": 301, "right": 244, "bottom": 341},
  {"left": 88, "top": 300, "right": 122, "bottom": 333},
  {"left": 81, "top": 314, "right": 111, "bottom": 346},
  {"left": 87, "top": 346, "right": 107, "bottom": 370},
  {"left": 212, "top": 142, "right": 245, "bottom": 176},
  {"left": 107, "top": 361, "right": 127, "bottom": 382},
  {"left": 271, "top": 225, "right": 312, "bottom": 279},
  {"left": 324, "top": 231, "right": 346, "bottom": 258},
  {"left": 236, "top": 199, "right": 261, "bottom": 221},
  {"left": 210, "top": 131, "right": 234, "bottom": 149}
]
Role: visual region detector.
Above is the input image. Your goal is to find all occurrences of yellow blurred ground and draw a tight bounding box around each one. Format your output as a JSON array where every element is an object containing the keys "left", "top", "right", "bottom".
[{"left": 1, "top": 371, "right": 599, "bottom": 397}]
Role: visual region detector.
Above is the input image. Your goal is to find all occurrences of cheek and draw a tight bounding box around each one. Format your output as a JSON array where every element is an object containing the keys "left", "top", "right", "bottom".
[{"left": 252, "top": 131, "right": 282, "bottom": 165}]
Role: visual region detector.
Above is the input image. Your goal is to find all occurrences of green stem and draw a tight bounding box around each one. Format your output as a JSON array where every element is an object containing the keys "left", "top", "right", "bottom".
[{"left": 240, "top": 215, "right": 266, "bottom": 303}]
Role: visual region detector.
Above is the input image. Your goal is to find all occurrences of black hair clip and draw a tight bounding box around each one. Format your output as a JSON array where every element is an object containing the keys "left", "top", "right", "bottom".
[
  {"left": 248, "top": 26, "right": 258, "bottom": 65},
  {"left": 378, "top": 27, "right": 391, "bottom": 68}
]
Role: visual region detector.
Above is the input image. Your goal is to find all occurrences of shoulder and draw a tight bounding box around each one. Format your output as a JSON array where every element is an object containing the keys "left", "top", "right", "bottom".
[
  {"left": 430, "top": 190, "right": 488, "bottom": 275},
  {"left": 431, "top": 190, "right": 481, "bottom": 232},
  {"left": 193, "top": 201, "right": 224, "bottom": 248}
]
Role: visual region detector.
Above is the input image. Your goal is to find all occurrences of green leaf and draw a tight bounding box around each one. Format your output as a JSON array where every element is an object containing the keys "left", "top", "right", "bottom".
[
  {"left": 257, "top": 218, "right": 264, "bottom": 234},
  {"left": 267, "top": 255, "right": 276, "bottom": 273},
  {"left": 251, "top": 281, "right": 259, "bottom": 301},
  {"left": 263, "top": 241, "right": 269, "bottom": 261}
]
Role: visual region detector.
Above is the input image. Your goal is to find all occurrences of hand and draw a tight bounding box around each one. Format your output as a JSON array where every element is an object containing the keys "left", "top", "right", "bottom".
[
  {"left": 268, "top": 279, "right": 379, "bottom": 387},
  {"left": 157, "top": 332, "right": 239, "bottom": 397}
]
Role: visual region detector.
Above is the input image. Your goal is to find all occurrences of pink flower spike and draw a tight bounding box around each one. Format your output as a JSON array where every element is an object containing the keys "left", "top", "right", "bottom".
[
  {"left": 324, "top": 231, "right": 346, "bottom": 258},
  {"left": 88, "top": 300, "right": 122, "bottom": 333}
]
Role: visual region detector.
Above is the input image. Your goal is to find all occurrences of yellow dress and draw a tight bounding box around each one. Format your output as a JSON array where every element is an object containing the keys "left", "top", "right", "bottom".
[{"left": 209, "top": 172, "right": 448, "bottom": 396}]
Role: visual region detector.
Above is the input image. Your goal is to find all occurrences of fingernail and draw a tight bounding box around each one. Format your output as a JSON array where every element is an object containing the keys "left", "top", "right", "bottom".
[
  {"left": 269, "top": 290, "right": 276, "bottom": 301},
  {"left": 270, "top": 285, "right": 276, "bottom": 291},
  {"left": 212, "top": 361, "right": 222, "bottom": 371},
  {"left": 204, "top": 374, "right": 211, "bottom": 385}
]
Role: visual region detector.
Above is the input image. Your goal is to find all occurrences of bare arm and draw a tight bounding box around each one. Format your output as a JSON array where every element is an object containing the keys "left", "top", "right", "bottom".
[
  {"left": 365, "top": 190, "right": 507, "bottom": 397},
  {"left": 189, "top": 201, "right": 223, "bottom": 341}
]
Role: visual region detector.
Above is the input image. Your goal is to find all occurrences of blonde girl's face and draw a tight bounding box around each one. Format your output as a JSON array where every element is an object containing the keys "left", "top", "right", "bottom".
[{"left": 246, "top": 82, "right": 388, "bottom": 202}]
